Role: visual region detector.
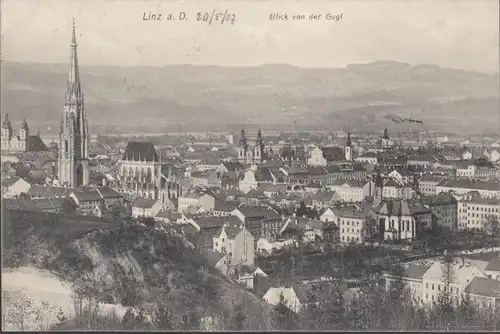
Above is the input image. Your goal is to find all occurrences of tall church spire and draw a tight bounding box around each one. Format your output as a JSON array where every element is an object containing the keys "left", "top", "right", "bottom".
[{"left": 66, "top": 18, "right": 81, "bottom": 101}]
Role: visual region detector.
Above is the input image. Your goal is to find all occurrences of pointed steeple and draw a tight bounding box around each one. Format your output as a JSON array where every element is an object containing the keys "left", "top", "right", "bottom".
[
  {"left": 66, "top": 18, "right": 82, "bottom": 101},
  {"left": 346, "top": 131, "right": 351, "bottom": 146},
  {"left": 383, "top": 127, "right": 390, "bottom": 140}
]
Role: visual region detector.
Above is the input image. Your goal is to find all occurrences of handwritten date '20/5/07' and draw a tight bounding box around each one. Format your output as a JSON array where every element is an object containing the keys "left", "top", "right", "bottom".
[{"left": 142, "top": 11, "right": 236, "bottom": 25}]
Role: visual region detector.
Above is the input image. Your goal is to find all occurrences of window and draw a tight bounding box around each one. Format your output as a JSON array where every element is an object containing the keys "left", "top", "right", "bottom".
[
  {"left": 432, "top": 284, "right": 434, "bottom": 290},
  {"left": 426, "top": 283, "right": 428, "bottom": 288}
]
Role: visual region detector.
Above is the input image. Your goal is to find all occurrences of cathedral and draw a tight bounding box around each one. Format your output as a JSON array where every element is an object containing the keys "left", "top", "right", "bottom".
[
  {"left": 114, "top": 141, "right": 181, "bottom": 206},
  {"left": 237, "top": 129, "right": 266, "bottom": 165},
  {"left": 1, "top": 114, "right": 48, "bottom": 153},
  {"left": 57, "top": 20, "right": 90, "bottom": 187}
]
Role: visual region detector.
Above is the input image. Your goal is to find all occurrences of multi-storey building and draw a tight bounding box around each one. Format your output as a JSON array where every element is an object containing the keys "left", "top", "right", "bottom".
[
  {"left": 328, "top": 179, "right": 376, "bottom": 203},
  {"left": 418, "top": 175, "right": 447, "bottom": 196},
  {"left": 419, "top": 193, "right": 458, "bottom": 230},
  {"left": 457, "top": 193, "right": 500, "bottom": 231},
  {"left": 436, "top": 178, "right": 500, "bottom": 198}
]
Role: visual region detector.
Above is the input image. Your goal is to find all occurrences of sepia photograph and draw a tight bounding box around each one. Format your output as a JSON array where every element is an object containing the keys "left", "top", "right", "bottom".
[{"left": 1, "top": 0, "right": 499, "bottom": 331}]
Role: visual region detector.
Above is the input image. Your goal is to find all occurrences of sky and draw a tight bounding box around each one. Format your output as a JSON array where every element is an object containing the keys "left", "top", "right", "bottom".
[{"left": 1, "top": 0, "right": 499, "bottom": 73}]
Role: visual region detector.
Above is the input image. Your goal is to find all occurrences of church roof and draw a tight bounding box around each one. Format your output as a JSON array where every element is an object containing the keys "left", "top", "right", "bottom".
[
  {"left": 122, "top": 141, "right": 158, "bottom": 161},
  {"left": 27, "top": 135, "right": 49, "bottom": 151}
]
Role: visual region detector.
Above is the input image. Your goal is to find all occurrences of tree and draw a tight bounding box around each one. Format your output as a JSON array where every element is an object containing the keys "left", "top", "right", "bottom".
[
  {"left": 272, "top": 292, "right": 297, "bottom": 330},
  {"left": 152, "top": 303, "right": 174, "bottom": 330},
  {"left": 434, "top": 253, "right": 456, "bottom": 329},
  {"left": 229, "top": 302, "right": 247, "bottom": 330},
  {"left": 484, "top": 217, "right": 500, "bottom": 238},
  {"left": 121, "top": 308, "right": 138, "bottom": 330}
]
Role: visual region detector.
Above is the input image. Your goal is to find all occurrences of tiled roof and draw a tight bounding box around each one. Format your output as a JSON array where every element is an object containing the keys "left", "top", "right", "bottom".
[
  {"left": 96, "top": 186, "right": 122, "bottom": 199},
  {"left": 419, "top": 175, "right": 447, "bottom": 183},
  {"left": 195, "top": 215, "right": 241, "bottom": 228},
  {"left": 255, "top": 166, "right": 275, "bottom": 182},
  {"left": 27, "top": 185, "right": 77, "bottom": 198},
  {"left": 122, "top": 141, "right": 158, "bottom": 161},
  {"left": 321, "top": 146, "right": 344, "bottom": 161},
  {"left": 222, "top": 161, "right": 245, "bottom": 171},
  {"left": 235, "top": 206, "right": 281, "bottom": 220},
  {"left": 223, "top": 225, "right": 243, "bottom": 239},
  {"left": 440, "top": 179, "right": 500, "bottom": 191},
  {"left": 312, "top": 191, "right": 335, "bottom": 202},
  {"left": 27, "top": 135, "right": 49, "bottom": 151},
  {"left": 3, "top": 198, "right": 66, "bottom": 211},
  {"left": 404, "top": 264, "right": 432, "bottom": 279},
  {"left": 132, "top": 197, "right": 158, "bottom": 209},
  {"left": 204, "top": 251, "right": 225, "bottom": 267},
  {"left": 72, "top": 190, "right": 103, "bottom": 202},
  {"left": 2, "top": 176, "right": 22, "bottom": 188},
  {"left": 419, "top": 193, "right": 457, "bottom": 206},
  {"left": 214, "top": 200, "right": 241, "bottom": 212},
  {"left": 485, "top": 258, "right": 500, "bottom": 271},
  {"left": 463, "top": 277, "right": 500, "bottom": 298}
]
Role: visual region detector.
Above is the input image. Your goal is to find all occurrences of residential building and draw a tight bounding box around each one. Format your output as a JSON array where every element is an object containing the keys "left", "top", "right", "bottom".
[
  {"left": 69, "top": 190, "right": 104, "bottom": 215},
  {"left": 1, "top": 177, "right": 31, "bottom": 198},
  {"left": 131, "top": 198, "right": 163, "bottom": 218},
  {"left": 177, "top": 192, "right": 216, "bottom": 213},
  {"left": 329, "top": 204, "right": 371, "bottom": 244},
  {"left": 329, "top": 179, "right": 375, "bottom": 203},
  {"left": 382, "top": 179, "right": 413, "bottom": 199},
  {"left": 457, "top": 193, "right": 500, "bottom": 231},
  {"left": 418, "top": 175, "right": 447, "bottom": 196},
  {"left": 436, "top": 178, "right": 500, "bottom": 198},
  {"left": 420, "top": 193, "right": 458, "bottom": 230},
  {"left": 213, "top": 224, "right": 255, "bottom": 269},
  {"left": 311, "top": 191, "right": 336, "bottom": 210}
]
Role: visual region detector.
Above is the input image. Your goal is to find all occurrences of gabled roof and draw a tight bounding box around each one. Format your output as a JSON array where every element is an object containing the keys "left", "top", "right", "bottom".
[
  {"left": 214, "top": 200, "right": 241, "bottom": 212},
  {"left": 404, "top": 263, "right": 432, "bottom": 279},
  {"left": 122, "top": 141, "right": 158, "bottom": 161},
  {"left": 235, "top": 206, "right": 281, "bottom": 220},
  {"left": 204, "top": 251, "right": 225, "bottom": 267},
  {"left": 71, "top": 190, "right": 102, "bottom": 202},
  {"left": 221, "top": 225, "right": 244, "bottom": 239},
  {"left": 485, "top": 258, "right": 500, "bottom": 271},
  {"left": 132, "top": 197, "right": 158, "bottom": 209},
  {"left": 312, "top": 191, "right": 336, "bottom": 202},
  {"left": 96, "top": 186, "right": 122, "bottom": 199},
  {"left": 463, "top": 277, "right": 500, "bottom": 298},
  {"left": 27, "top": 185, "right": 77, "bottom": 198},
  {"left": 27, "top": 135, "right": 49, "bottom": 151},
  {"left": 195, "top": 215, "right": 241, "bottom": 228}
]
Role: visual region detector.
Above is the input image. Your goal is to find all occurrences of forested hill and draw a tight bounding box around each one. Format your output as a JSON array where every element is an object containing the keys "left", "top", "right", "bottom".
[{"left": 2, "top": 209, "right": 272, "bottom": 330}]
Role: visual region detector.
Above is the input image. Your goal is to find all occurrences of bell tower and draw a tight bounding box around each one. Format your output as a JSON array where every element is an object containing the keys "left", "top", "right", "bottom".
[
  {"left": 58, "top": 19, "right": 90, "bottom": 187},
  {"left": 345, "top": 131, "right": 352, "bottom": 161}
]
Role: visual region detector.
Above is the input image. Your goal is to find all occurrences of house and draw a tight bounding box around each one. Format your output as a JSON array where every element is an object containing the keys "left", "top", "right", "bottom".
[
  {"left": 261, "top": 217, "right": 288, "bottom": 240},
  {"left": 96, "top": 186, "right": 124, "bottom": 209},
  {"left": 212, "top": 224, "right": 255, "bottom": 269},
  {"left": 463, "top": 277, "right": 500, "bottom": 309},
  {"left": 69, "top": 190, "right": 104, "bottom": 216},
  {"left": 323, "top": 221, "right": 340, "bottom": 244},
  {"left": 231, "top": 205, "right": 281, "bottom": 224},
  {"left": 131, "top": 198, "right": 163, "bottom": 218},
  {"left": 212, "top": 200, "right": 241, "bottom": 217},
  {"left": 203, "top": 250, "right": 230, "bottom": 276},
  {"left": 320, "top": 208, "right": 337, "bottom": 224},
  {"left": 1, "top": 177, "right": 31, "bottom": 198},
  {"left": 418, "top": 175, "right": 447, "bottom": 196},
  {"left": 2, "top": 197, "right": 68, "bottom": 213},
  {"left": 242, "top": 188, "right": 268, "bottom": 207},
  {"left": 355, "top": 153, "right": 378, "bottom": 165},
  {"left": 311, "top": 191, "right": 336, "bottom": 210},
  {"left": 257, "top": 237, "right": 297, "bottom": 253},
  {"left": 457, "top": 193, "right": 500, "bottom": 231},
  {"left": 436, "top": 178, "right": 500, "bottom": 199},
  {"left": 331, "top": 204, "right": 371, "bottom": 244},
  {"left": 384, "top": 263, "right": 432, "bottom": 305},
  {"left": 421, "top": 260, "right": 486, "bottom": 307},
  {"left": 485, "top": 258, "right": 500, "bottom": 280},
  {"left": 419, "top": 193, "right": 458, "bottom": 230},
  {"left": 303, "top": 220, "right": 324, "bottom": 243},
  {"left": 382, "top": 179, "right": 413, "bottom": 200},
  {"left": 329, "top": 179, "right": 375, "bottom": 203},
  {"left": 262, "top": 286, "right": 303, "bottom": 313},
  {"left": 177, "top": 192, "right": 216, "bottom": 213},
  {"left": 154, "top": 209, "right": 182, "bottom": 224}
]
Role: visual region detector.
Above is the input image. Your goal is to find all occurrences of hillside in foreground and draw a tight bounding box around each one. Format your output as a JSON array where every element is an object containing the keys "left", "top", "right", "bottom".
[{"left": 2, "top": 209, "right": 272, "bottom": 330}]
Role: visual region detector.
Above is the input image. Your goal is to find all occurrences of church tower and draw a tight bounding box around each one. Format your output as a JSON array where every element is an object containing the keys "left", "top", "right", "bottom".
[
  {"left": 58, "top": 19, "right": 90, "bottom": 188},
  {"left": 2, "top": 113, "right": 13, "bottom": 141},
  {"left": 345, "top": 131, "right": 352, "bottom": 161},
  {"left": 20, "top": 119, "right": 29, "bottom": 140}
]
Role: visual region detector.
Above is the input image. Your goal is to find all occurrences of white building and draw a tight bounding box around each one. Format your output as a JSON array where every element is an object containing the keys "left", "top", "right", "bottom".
[
  {"left": 1, "top": 177, "right": 31, "bottom": 198},
  {"left": 177, "top": 192, "right": 216, "bottom": 213},
  {"left": 457, "top": 193, "right": 500, "bottom": 231},
  {"left": 131, "top": 198, "right": 163, "bottom": 218},
  {"left": 329, "top": 179, "right": 375, "bottom": 203},
  {"left": 213, "top": 224, "right": 255, "bottom": 269}
]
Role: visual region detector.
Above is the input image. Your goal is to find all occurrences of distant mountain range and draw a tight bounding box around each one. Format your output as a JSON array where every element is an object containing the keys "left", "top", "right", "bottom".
[{"left": 2, "top": 60, "right": 499, "bottom": 134}]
